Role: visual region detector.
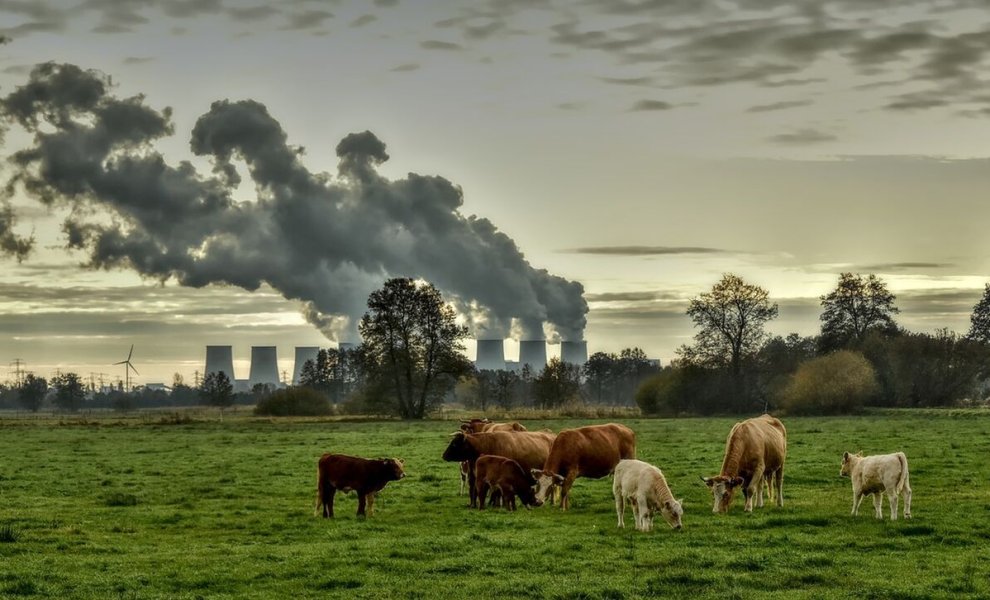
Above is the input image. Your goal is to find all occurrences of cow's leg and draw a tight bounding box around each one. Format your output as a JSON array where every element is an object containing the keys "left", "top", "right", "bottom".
[
  {"left": 357, "top": 493, "right": 367, "bottom": 517},
  {"left": 615, "top": 494, "right": 624, "bottom": 528},
  {"left": 323, "top": 486, "right": 336, "bottom": 518},
  {"left": 887, "top": 492, "right": 898, "bottom": 521},
  {"left": 852, "top": 488, "right": 863, "bottom": 516},
  {"left": 560, "top": 473, "right": 578, "bottom": 511},
  {"left": 775, "top": 468, "right": 784, "bottom": 507},
  {"left": 476, "top": 479, "right": 487, "bottom": 510},
  {"left": 872, "top": 493, "right": 883, "bottom": 519},
  {"left": 635, "top": 492, "right": 649, "bottom": 531},
  {"left": 506, "top": 489, "right": 516, "bottom": 511},
  {"left": 468, "top": 465, "right": 478, "bottom": 508},
  {"left": 903, "top": 477, "right": 912, "bottom": 519},
  {"left": 367, "top": 493, "right": 376, "bottom": 516}
]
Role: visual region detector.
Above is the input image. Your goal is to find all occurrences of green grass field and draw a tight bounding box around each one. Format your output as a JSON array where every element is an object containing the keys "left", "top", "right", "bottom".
[{"left": 2, "top": 411, "right": 989, "bottom": 599}]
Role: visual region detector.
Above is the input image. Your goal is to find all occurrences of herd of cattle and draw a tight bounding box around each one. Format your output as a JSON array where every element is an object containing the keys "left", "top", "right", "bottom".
[{"left": 314, "top": 414, "right": 913, "bottom": 530}]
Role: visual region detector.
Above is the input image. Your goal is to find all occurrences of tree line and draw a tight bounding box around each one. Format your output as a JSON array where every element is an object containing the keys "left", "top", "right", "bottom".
[{"left": 635, "top": 273, "right": 990, "bottom": 416}]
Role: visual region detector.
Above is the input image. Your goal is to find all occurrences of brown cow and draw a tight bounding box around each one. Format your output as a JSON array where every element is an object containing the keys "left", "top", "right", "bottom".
[
  {"left": 459, "top": 418, "right": 528, "bottom": 434},
  {"left": 531, "top": 423, "right": 636, "bottom": 510},
  {"left": 315, "top": 453, "right": 405, "bottom": 518},
  {"left": 702, "top": 414, "right": 787, "bottom": 513},
  {"left": 442, "top": 430, "right": 555, "bottom": 508},
  {"left": 475, "top": 455, "right": 541, "bottom": 510}
]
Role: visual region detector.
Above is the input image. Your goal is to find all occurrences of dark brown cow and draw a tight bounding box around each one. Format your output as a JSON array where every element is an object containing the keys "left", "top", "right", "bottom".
[
  {"left": 702, "top": 414, "right": 787, "bottom": 513},
  {"left": 459, "top": 418, "right": 528, "bottom": 434},
  {"left": 315, "top": 453, "right": 405, "bottom": 518},
  {"left": 442, "top": 431, "right": 555, "bottom": 508},
  {"left": 475, "top": 455, "right": 541, "bottom": 511},
  {"left": 531, "top": 423, "right": 636, "bottom": 510}
]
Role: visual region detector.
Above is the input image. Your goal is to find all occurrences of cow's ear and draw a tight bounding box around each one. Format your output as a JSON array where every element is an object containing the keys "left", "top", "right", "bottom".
[
  {"left": 449, "top": 431, "right": 462, "bottom": 438},
  {"left": 701, "top": 476, "right": 714, "bottom": 487},
  {"left": 394, "top": 457, "right": 404, "bottom": 465},
  {"left": 843, "top": 451, "right": 849, "bottom": 460},
  {"left": 730, "top": 477, "right": 744, "bottom": 487}
]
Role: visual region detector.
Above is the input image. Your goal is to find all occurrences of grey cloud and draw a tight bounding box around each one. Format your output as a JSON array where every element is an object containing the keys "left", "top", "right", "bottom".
[
  {"left": 766, "top": 128, "right": 836, "bottom": 145},
  {"left": 0, "top": 63, "right": 588, "bottom": 342},
  {"left": 421, "top": 40, "right": 464, "bottom": 51},
  {"left": 228, "top": 6, "right": 278, "bottom": 22},
  {"left": 585, "top": 291, "right": 689, "bottom": 302},
  {"left": 854, "top": 262, "right": 954, "bottom": 272},
  {"left": 0, "top": 202, "right": 34, "bottom": 261},
  {"left": 374, "top": 0, "right": 399, "bottom": 6},
  {"left": 282, "top": 9, "right": 334, "bottom": 30},
  {"left": 746, "top": 99, "right": 812, "bottom": 113},
  {"left": 630, "top": 99, "right": 673, "bottom": 111},
  {"left": 123, "top": 57, "right": 154, "bottom": 65},
  {"left": 351, "top": 14, "right": 377, "bottom": 28},
  {"left": 390, "top": 63, "right": 421, "bottom": 72},
  {"left": 564, "top": 246, "right": 726, "bottom": 256},
  {"left": 600, "top": 76, "right": 654, "bottom": 86}
]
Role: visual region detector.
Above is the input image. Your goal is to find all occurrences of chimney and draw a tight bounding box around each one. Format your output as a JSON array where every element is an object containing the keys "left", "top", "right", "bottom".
[
  {"left": 204, "top": 345, "right": 235, "bottom": 380},
  {"left": 475, "top": 339, "right": 506, "bottom": 371},
  {"left": 560, "top": 341, "right": 588, "bottom": 367},
  {"left": 249, "top": 346, "right": 280, "bottom": 387},
  {"left": 518, "top": 340, "right": 547, "bottom": 372},
  {"left": 292, "top": 346, "right": 320, "bottom": 385}
]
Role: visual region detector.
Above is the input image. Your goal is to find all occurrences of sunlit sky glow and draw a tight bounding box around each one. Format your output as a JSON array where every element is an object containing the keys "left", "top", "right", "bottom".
[{"left": 1, "top": 1, "right": 988, "bottom": 384}]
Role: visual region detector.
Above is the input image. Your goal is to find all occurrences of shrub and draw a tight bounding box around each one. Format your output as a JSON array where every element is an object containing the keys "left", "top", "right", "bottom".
[
  {"left": 635, "top": 370, "right": 685, "bottom": 417},
  {"left": 779, "top": 351, "right": 878, "bottom": 415},
  {"left": 253, "top": 387, "right": 332, "bottom": 417}
]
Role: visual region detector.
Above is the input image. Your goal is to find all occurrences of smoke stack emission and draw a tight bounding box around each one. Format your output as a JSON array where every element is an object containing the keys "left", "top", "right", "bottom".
[
  {"left": 560, "top": 341, "right": 588, "bottom": 367},
  {"left": 292, "top": 346, "right": 319, "bottom": 385},
  {"left": 0, "top": 64, "right": 587, "bottom": 344},
  {"left": 518, "top": 340, "right": 547, "bottom": 372},
  {"left": 475, "top": 339, "right": 506, "bottom": 371},
  {"left": 204, "top": 345, "right": 235, "bottom": 380},
  {"left": 249, "top": 346, "right": 280, "bottom": 388}
]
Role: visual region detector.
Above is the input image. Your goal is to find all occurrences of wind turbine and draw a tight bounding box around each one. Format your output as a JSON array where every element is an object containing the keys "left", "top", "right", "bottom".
[{"left": 113, "top": 345, "right": 139, "bottom": 392}]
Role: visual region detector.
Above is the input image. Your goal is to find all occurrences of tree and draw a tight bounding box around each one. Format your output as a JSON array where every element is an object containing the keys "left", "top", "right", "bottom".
[
  {"left": 17, "top": 374, "right": 48, "bottom": 412},
  {"left": 887, "top": 329, "right": 989, "bottom": 407},
  {"left": 52, "top": 372, "right": 86, "bottom": 412},
  {"left": 532, "top": 358, "right": 582, "bottom": 409},
  {"left": 819, "top": 273, "right": 899, "bottom": 353},
  {"left": 201, "top": 371, "right": 234, "bottom": 420},
  {"left": 967, "top": 283, "right": 990, "bottom": 344},
  {"left": 680, "top": 273, "right": 778, "bottom": 378},
  {"left": 583, "top": 352, "right": 615, "bottom": 404},
  {"left": 779, "top": 351, "right": 878, "bottom": 415},
  {"left": 492, "top": 369, "right": 521, "bottom": 410},
  {"left": 358, "top": 278, "right": 472, "bottom": 419}
]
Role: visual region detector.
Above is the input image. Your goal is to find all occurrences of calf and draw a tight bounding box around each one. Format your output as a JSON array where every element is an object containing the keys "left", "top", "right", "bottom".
[
  {"left": 315, "top": 453, "right": 405, "bottom": 518},
  {"left": 613, "top": 459, "right": 683, "bottom": 532},
  {"left": 840, "top": 451, "right": 912, "bottom": 520},
  {"left": 475, "top": 455, "right": 541, "bottom": 511}
]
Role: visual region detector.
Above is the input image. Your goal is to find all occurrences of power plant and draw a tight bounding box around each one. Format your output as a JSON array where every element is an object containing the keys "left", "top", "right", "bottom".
[
  {"left": 292, "top": 346, "right": 319, "bottom": 385},
  {"left": 204, "top": 345, "right": 235, "bottom": 380},
  {"left": 518, "top": 340, "right": 548, "bottom": 372},
  {"left": 475, "top": 339, "right": 506, "bottom": 371},
  {"left": 248, "top": 346, "right": 280, "bottom": 388},
  {"left": 559, "top": 341, "right": 589, "bottom": 367}
]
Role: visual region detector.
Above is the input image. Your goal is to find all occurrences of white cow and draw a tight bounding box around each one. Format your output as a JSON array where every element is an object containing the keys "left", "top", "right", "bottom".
[
  {"left": 840, "top": 451, "right": 912, "bottom": 520},
  {"left": 613, "top": 459, "right": 683, "bottom": 532}
]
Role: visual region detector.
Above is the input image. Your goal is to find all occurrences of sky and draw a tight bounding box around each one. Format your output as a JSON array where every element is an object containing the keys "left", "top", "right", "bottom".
[{"left": 1, "top": 0, "right": 989, "bottom": 386}]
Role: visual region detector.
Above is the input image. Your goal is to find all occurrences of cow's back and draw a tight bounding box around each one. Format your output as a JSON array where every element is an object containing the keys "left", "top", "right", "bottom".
[
  {"left": 721, "top": 415, "right": 786, "bottom": 478},
  {"left": 471, "top": 431, "right": 555, "bottom": 471},
  {"left": 551, "top": 423, "right": 636, "bottom": 479}
]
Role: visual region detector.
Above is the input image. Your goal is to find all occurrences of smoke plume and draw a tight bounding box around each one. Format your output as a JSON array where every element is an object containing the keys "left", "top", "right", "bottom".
[{"left": 0, "top": 63, "right": 587, "bottom": 341}]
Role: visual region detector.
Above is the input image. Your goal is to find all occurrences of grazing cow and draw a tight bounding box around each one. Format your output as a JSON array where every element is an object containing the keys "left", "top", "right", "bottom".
[
  {"left": 459, "top": 418, "right": 528, "bottom": 434},
  {"left": 315, "top": 453, "right": 405, "bottom": 518},
  {"left": 702, "top": 414, "right": 786, "bottom": 513},
  {"left": 840, "top": 451, "right": 912, "bottom": 520},
  {"left": 442, "top": 431, "right": 555, "bottom": 508},
  {"left": 531, "top": 423, "right": 636, "bottom": 510},
  {"left": 475, "top": 455, "right": 541, "bottom": 510},
  {"left": 613, "top": 459, "right": 683, "bottom": 531}
]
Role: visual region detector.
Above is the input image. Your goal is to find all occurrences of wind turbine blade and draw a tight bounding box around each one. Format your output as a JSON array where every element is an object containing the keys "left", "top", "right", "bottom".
[
  {"left": 113, "top": 360, "right": 127, "bottom": 365},
  {"left": 129, "top": 363, "right": 140, "bottom": 376},
  {"left": 127, "top": 344, "right": 134, "bottom": 361}
]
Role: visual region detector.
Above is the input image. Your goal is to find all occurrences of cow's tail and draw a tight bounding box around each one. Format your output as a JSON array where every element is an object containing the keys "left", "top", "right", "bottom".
[{"left": 895, "top": 452, "right": 909, "bottom": 495}]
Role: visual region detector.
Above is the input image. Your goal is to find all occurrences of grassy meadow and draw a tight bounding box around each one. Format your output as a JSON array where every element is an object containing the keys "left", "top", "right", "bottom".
[{"left": 1, "top": 410, "right": 989, "bottom": 599}]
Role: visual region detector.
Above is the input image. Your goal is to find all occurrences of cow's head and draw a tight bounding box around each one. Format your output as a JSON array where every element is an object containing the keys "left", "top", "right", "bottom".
[
  {"left": 459, "top": 418, "right": 491, "bottom": 434},
  {"left": 442, "top": 432, "right": 476, "bottom": 462},
  {"left": 517, "top": 466, "right": 543, "bottom": 508},
  {"left": 702, "top": 475, "right": 744, "bottom": 513},
  {"left": 382, "top": 458, "right": 406, "bottom": 481},
  {"left": 840, "top": 451, "right": 861, "bottom": 478},
  {"left": 530, "top": 469, "right": 564, "bottom": 505},
  {"left": 657, "top": 498, "right": 684, "bottom": 530}
]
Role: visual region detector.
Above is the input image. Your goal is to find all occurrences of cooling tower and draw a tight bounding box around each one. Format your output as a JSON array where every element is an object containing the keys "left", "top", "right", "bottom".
[
  {"left": 560, "top": 341, "right": 588, "bottom": 367},
  {"left": 475, "top": 339, "right": 506, "bottom": 371},
  {"left": 292, "top": 346, "right": 320, "bottom": 385},
  {"left": 518, "top": 340, "right": 547, "bottom": 372},
  {"left": 204, "top": 346, "right": 235, "bottom": 380},
  {"left": 249, "top": 346, "right": 281, "bottom": 387}
]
